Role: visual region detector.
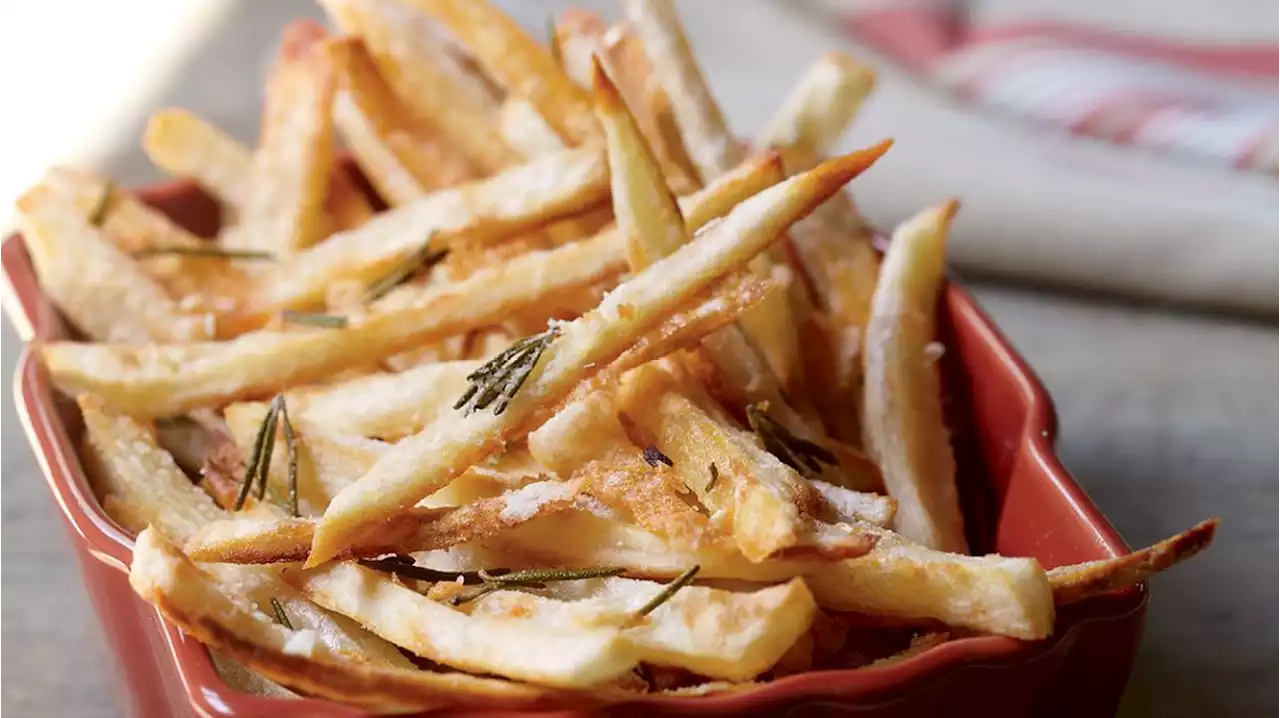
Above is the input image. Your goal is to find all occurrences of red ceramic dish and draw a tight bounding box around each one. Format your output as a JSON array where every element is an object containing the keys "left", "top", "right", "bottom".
[{"left": 3, "top": 178, "right": 1147, "bottom": 718}]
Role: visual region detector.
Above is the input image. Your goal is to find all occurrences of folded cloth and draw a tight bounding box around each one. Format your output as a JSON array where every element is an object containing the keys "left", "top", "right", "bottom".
[{"left": 673, "top": 0, "right": 1275, "bottom": 312}]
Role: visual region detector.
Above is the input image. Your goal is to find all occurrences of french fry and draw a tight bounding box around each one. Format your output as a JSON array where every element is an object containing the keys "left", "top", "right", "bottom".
[
  {"left": 618, "top": 363, "right": 819, "bottom": 561},
  {"left": 80, "top": 397, "right": 418, "bottom": 668},
  {"left": 143, "top": 107, "right": 371, "bottom": 232},
  {"left": 130, "top": 528, "right": 570, "bottom": 712},
  {"left": 399, "top": 0, "right": 597, "bottom": 146},
  {"left": 530, "top": 391, "right": 710, "bottom": 546},
  {"left": 1048, "top": 518, "right": 1219, "bottom": 606},
  {"left": 622, "top": 0, "right": 743, "bottom": 182},
  {"left": 810, "top": 479, "right": 895, "bottom": 529},
  {"left": 499, "top": 98, "right": 568, "bottom": 161},
  {"left": 16, "top": 183, "right": 211, "bottom": 343},
  {"left": 144, "top": 107, "right": 254, "bottom": 211},
  {"left": 221, "top": 21, "right": 337, "bottom": 254},
  {"left": 184, "top": 478, "right": 580, "bottom": 564},
  {"left": 320, "top": 0, "right": 516, "bottom": 173},
  {"left": 479, "top": 510, "right": 827, "bottom": 582},
  {"left": 759, "top": 52, "right": 876, "bottom": 156},
  {"left": 327, "top": 37, "right": 429, "bottom": 206},
  {"left": 307, "top": 149, "right": 887, "bottom": 566},
  {"left": 862, "top": 201, "right": 967, "bottom": 553},
  {"left": 288, "top": 562, "right": 639, "bottom": 687},
  {"left": 804, "top": 534, "right": 1054, "bottom": 639},
  {"left": 265, "top": 360, "right": 481, "bottom": 440},
  {"left": 470, "top": 577, "right": 818, "bottom": 681}
]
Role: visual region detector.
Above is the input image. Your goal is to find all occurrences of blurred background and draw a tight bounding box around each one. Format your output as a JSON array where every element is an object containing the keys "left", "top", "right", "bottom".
[{"left": 0, "top": 1, "right": 1275, "bottom": 716}]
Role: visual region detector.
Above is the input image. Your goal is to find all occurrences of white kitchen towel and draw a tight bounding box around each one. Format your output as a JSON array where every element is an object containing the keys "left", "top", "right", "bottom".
[{"left": 661, "top": 0, "right": 1276, "bottom": 312}]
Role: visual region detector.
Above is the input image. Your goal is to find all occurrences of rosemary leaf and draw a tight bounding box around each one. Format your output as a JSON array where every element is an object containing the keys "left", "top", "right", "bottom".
[
  {"left": 632, "top": 565, "right": 700, "bottom": 621},
  {"left": 480, "top": 566, "right": 625, "bottom": 584},
  {"left": 454, "top": 328, "right": 559, "bottom": 416},
  {"left": 746, "top": 404, "right": 836, "bottom": 477},
  {"left": 88, "top": 183, "right": 114, "bottom": 227},
  {"left": 280, "top": 310, "right": 348, "bottom": 329},
  {"left": 643, "top": 445, "right": 674, "bottom": 468},
  {"left": 279, "top": 400, "right": 300, "bottom": 517},
  {"left": 358, "top": 558, "right": 490, "bottom": 585},
  {"left": 255, "top": 397, "right": 283, "bottom": 500},
  {"left": 234, "top": 398, "right": 279, "bottom": 510},
  {"left": 363, "top": 238, "right": 445, "bottom": 303},
  {"left": 269, "top": 597, "right": 293, "bottom": 630},
  {"left": 131, "top": 246, "right": 275, "bottom": 260},
  {"left": 706, "top": 463, "right": 719, "bottom": 492},
  {"left": 547, "top": 15, "right": 562, "bottom": 66}
]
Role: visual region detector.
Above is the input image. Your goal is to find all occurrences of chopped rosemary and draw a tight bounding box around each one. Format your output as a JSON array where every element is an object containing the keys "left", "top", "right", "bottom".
[
  {"left": 453, "top": 327, "right": 560, "bottom": 416},
  {"left": 746, "top": 404, "right": 837, "bottom": 478},
  {"left": 88, "top": 182, "right": 114, "bottom": 226},
  {"left": 706, "top": 463, "right": 719, "bottom": 492},
  {"left": 359, "top": 557, "right": 490, "bottom": 585},
  {"left": 547, "top": 15, "right": 562, "bottom": 66},
  {"left": 269, "top": 597, "right": 293, "bottom": 630},
  {"left": 280, "top": 400, "right": 299, "bottom": 517},
  {"left": 643, "top": 445, "right": 674, "bottom": 468},
  {"left": 450, "top": 566, "right": 626, "bottom": 605},
  {"left": 363, "top": 237, "right": 446, "bottom": 303},
  {"left": 233, "top": 395, "right": 299, "bottom": 512},
  {"left": 280, "top": 310, "right": 348, "bottom": 329},
  {"left": 131, "top": 246, "right": 275, "bottom": 260},
  {"left": 632, "top": 565, "right": 700, "bottom": 622}
]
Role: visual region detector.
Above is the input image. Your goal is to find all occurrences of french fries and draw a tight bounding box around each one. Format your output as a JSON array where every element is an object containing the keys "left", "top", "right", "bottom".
[
  {"left": 399, "top": 0, "right": 598, "bottom": 146},
  {"left": 17, "top": 1, "right": 1219, "bottom": 709},
  {"left": 320, "top": 0, "right": 518, "bottom": 174},
  {"left": 862, "top": 201, "right": 967, "bottom": 553},
  {"left": 307, "top": 147, "right": 887, "bottom": 566}
]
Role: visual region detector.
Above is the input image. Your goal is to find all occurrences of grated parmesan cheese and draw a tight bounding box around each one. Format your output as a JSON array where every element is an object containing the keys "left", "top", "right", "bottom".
[{"left": 497, "top": 481, "right": 571, "bottom": 522}]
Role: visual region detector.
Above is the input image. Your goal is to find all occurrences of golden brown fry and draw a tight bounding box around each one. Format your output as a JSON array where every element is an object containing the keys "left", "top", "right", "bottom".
[
  {"left": 862, "top": 200, "right": 967, "bottom": 553},
  {"left": 529, "top": 391, "right": 709, "bottom": 546},
  {"left": 222, "top": 21, "right": 337, "bottom": 254},
  {"left": 289, "top": 562, "right": 639, "bottom": 687},
  {"left": 143, "top": 107, "right": 254, "bottom": 211},
  {"left": 618, "top": 362, "right": 820, "bottom": 561},
  {"left": 805, "top": 534, "right": 1054, "bottom": 639},
  {"left": 142, "top": 107, "right": 369, "bottom": 233},
  {"left": 622, "top": 0, "right": 743, "bottom": 182},
  {"left": 471, "top": 577, "right": 818, "bottom": 681},
  {"left": 327, "top": 36, "right": 429, "bottom": 206},
  {"left": 320, "top": 0, "right": 517, "bottom": 173},
  {"left": 591, "top": 59, "right": 686, "bottom": 271},
  {"left": 16, "top": 183, "right": 211, "bottom": 343},
  {"left": 130, "top": 528, "right": 570, "bottom": 712},
  {"left": 759, "top": 52, "right": 876, "bottom": 156},
  {"left": 183, "top": 478, "right": 579, "bottom": 564},
  {"left": 308, "top": 149, "right": 887, "bottom": 565},
  {"left": 1048, "top": 518, "right": 1219, "bottom": 606},
  {"left": 399, "top": 0, "right": 597, "bottom": 146}
]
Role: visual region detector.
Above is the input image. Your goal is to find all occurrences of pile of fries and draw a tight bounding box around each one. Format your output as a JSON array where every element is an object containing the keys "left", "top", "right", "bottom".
[{"left": 17, "top": 0, "right": 1217, "bottom": 711}]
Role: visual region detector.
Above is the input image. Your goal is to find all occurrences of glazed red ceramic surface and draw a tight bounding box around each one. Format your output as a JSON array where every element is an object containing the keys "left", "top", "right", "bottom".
[{"left": 2, "top": 179, "right": 1146, "bottom": 717}]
